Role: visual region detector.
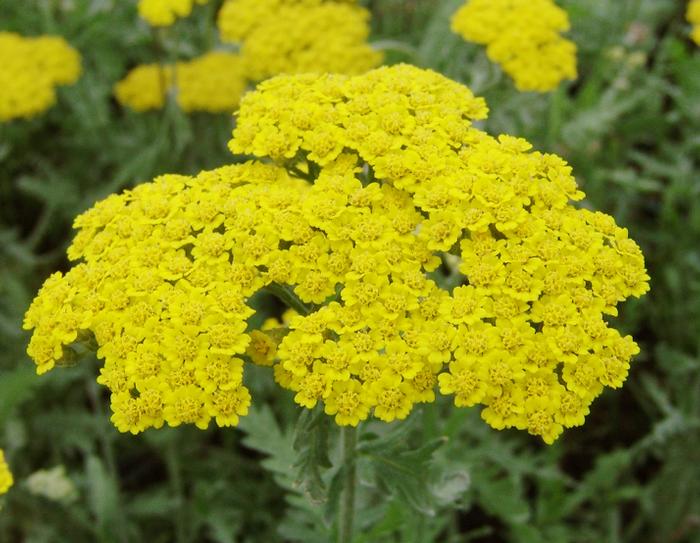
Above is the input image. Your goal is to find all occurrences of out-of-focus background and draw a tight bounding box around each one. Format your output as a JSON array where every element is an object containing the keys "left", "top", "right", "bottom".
[{"left": 1, "top": 1, "right": 699, "bottom": 541}]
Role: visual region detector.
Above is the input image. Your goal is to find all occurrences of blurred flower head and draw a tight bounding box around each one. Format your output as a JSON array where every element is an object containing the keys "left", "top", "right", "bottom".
[
  {"left": 0, "top": 32, "right": 81, "bottom": 122},
  {"left": 138, "top": 0, "right": 210, "bottom": 27},
  {"left": 689, "top": 0, "right": 700, "bottom": 45},
  {"left": 217, "top": 0, "right": 381, "bottom": 81},
  {"left": 115, "top": 52, "right": 248, "bottom": 113},
  {"left": 25, "top": 466, "right": 78, "bottom": 504},
  {"left": 451, "top": 0, "right": 577, "bottom": 92},
  {"left": 0, "top": 450, "right": 13, "bottom": 496}
]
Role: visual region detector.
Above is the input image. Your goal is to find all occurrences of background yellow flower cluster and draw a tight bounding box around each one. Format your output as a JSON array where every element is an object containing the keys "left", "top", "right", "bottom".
[
  {"left": 0, "top": 450, "right": 11, "bottom": 496},
  {"left": 138, "top": 0, "right": 211, "bottom": 27},
  {"left": 116, "top": 0, "right": 381, "bottom": 113},
  {"left": 218, "top": 0, "right": 381, "bottom": 81},
  {"left": 114, "top": 52, "right": 248, "bottom": 113},
  {"left": 689, "top": 0, "right": 700, "bottom": 44},
  {"left": 451, "top": 0, "right": 577, "bottom": 92},
  {"left": 0, "top": 32, "right": 81, "bottom": 121}
]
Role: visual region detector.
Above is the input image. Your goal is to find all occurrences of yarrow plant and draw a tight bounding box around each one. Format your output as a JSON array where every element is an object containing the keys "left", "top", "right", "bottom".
[
  {"left": 0, "top": 450, "right": 11, "bottom": 496},
  {"left": 0, "top": 32, "right": 81, "bottom": 122},
  {"left": 25, "top": 65, "right": 649, "bottom": 445},
  {"left": 689, "top": 0, "right": 700, "bottom": 45},
  {"left": 114, "top": 52, "right": 248, "bottom": 113},
  {"left": 138, "top": 0, "right": 211, "bottom": 27},
  {"left": 451, "top": 0, "right": 577, "bottom": 92},
  {"left": 217, "top": 0, "right": 382, "bottom": 81}
]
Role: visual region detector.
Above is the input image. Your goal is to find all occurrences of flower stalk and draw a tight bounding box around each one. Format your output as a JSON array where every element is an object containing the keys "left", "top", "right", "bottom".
[
  {"left": 338, "top": 425, "right": 358, "bottom": 543},
  {"left": 265, "top": 283, "right": 314, "bottom": 317}
]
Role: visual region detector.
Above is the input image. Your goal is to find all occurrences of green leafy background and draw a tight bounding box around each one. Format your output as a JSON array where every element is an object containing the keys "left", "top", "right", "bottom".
[{"left": 1, "top": 0, "right": 699, "bottom": 541}]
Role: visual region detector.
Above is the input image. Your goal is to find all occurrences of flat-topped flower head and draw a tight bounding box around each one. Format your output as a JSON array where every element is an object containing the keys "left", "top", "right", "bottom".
[
  {"left": 451, "top": 0, "right": 577, "bottom": 92},
  {"left": 24, "top": 163, "right": 310, "bottom": 434},
  {"left": 26, "top": 65, "right": 648, "bottom": 443},
  {"left": 228, "top": 64, "right": 648, "bottom": 442},
  {"left": 115, "top": 52, "right": 248, "bottom": 113},
  {"left": 138, "top": 0, "right": 210, "bottom": 27},
  {"left": 114, "top": 64, "right": 173, "bottom": 112},
  {"left": 0, "top": 449, "right": 12, "bottom": 495},
  {"left": 217, "top": 0, "right": 381, "bottom": 81},
  {"left": 0, "top": 32, "right": 81, "bottom": 121}
]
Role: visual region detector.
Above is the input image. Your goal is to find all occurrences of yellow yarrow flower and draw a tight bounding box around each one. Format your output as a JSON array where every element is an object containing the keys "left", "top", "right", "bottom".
[
  {"left": 689, "top": 0, "right": 700, "bottom": 45},
  {"left": 26, "top": 65, "right": 649, "bottom": 444},
  {"left": 217, "top": 0, "right": 381, "bottom": 81},
  {"left": 228, "top": 64, "right": 648, "bottom": 443},
  {"left": 451, "top": 0, "right": 577, "bottom": 92},
  {"left": 176, "top": 52, "right": 249, "bottom": 112},
  {"left": 24, "top": 165, "right": 307, "bottom": 434},
  {"left": 138, "top": 0, "right": 210, "bottom": 27},
  {"left": 114, "top": 52, "right": 248, "bottom": 113},
  {"left": 114, "top": 64, "right": 173, "bottom": 112},
  {"left": 0, "top": 449, "right": 12, "bottom": 495},
  {"left": 0, "top": 32, "right": 81, "bottom": 122}
]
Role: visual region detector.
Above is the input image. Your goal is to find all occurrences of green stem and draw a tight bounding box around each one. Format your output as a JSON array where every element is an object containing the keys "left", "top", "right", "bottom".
[
  {"left": 289, "top": 166, "right": 316, "bottom": 182},
  {"left": 371, "top": 39, "right": 419, "bottom": 60},
  {"left": 546, "top": 85, "right": 564, "bottom": 151},
  {"left": 86, "top": 381, "right": 128, "bottom": 543},
  {"left": 165, "top": 440, "right": 188, "bottom": 543},
  {"left": 265, "top": 283, "right": 313, "bottom": 316},
  {"left": 338, "top": 426, "right": 358, "bottom": 543},
  {"left": 25, "top": 205, "right": 54, "bottom": 251},
  {"left": 203, "top": 0, "right": 218, "bottom": 50},
  {"left": 152, "top": 27, "right": 170, "bottom": 99}
]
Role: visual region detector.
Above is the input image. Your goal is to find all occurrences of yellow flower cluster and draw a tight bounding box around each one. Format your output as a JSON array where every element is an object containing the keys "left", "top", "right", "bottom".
[
  {"left": 138, "top": 0, "right": 210, "bottom": 27},
  {"left": 0, "top": 32, "right": 81, "bottom": 122},
  {"left": 114, "top": 64, "right": 172, "bottom": 112},
  {"left": 451, "top": 0, "right": 577, "bottom": 92},
  {"left": 230, "top": 64, "right": 648, "bottom": 442},
  {"left": 0, "top": 449, "right": 12, "bottom": 495},
  {"left": 114, "top": 52, "right": 247, "bottom": 113},
  {"left": 217, "top": 0, "right": 381, "bottom": 81},
  {"left": 23, "top": 164, "right": 308, "bottom": 433},
  {"left": 689, "top": 0, "right": 700, "bottom": 45},
  {"left": 25, "top": 65, "right": 649, "bottom": 443}
]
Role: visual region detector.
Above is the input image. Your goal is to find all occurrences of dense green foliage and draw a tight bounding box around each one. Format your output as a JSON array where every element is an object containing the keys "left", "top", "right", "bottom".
[{"left": 1, "top": 0, "right": 699, "bottom": 541}]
